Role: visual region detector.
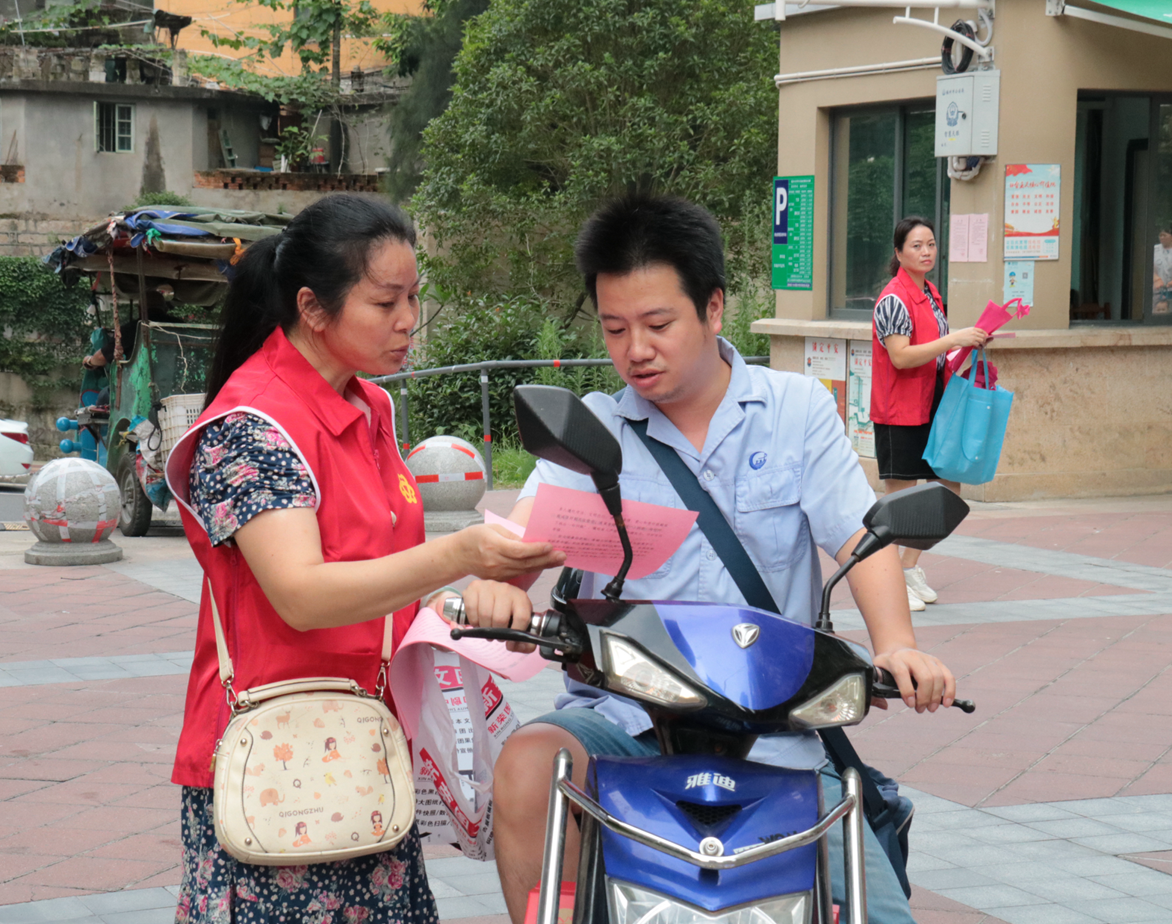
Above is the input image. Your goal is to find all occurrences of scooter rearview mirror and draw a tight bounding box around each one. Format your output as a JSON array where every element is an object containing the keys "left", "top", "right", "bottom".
[
  {"left": 513, "top": 385, "right": 622, "bottom": 503},
  {"left": 852, "top": 482, "right": 970, "bottom": 563},
  {"left": 815, "top": 483, "right": 969, "bottom": 633}
]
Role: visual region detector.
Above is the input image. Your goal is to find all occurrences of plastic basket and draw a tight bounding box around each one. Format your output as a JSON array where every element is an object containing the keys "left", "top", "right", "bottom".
[{"left": 158, "top": 393, "right": 205, "bottom": 458}]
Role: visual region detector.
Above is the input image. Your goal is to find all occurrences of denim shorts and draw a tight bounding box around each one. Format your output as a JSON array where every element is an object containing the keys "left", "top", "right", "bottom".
[{"left": 526, "top": 706, "right": 659, "bottom": 758}]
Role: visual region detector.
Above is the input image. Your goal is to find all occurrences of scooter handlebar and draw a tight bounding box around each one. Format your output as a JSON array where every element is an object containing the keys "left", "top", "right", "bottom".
[
  {"left": 443, "top": 597, "right": 582, "bottom": 658},
  {"left": 874, "top": 667, "right": 975, "bottom": 713}
]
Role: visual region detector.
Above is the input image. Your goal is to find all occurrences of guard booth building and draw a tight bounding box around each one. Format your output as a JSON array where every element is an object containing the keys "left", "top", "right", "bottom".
[{"left": 752, "top": 0, "right": 1172, "bottom": 500}]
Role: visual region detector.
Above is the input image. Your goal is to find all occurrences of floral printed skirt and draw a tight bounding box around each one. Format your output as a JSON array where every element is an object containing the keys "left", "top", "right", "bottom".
[{"left": 177, "top": 787, "right": 439, "bottom": 924}]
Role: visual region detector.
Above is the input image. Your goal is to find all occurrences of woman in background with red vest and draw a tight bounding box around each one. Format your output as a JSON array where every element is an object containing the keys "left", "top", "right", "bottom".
[
  {"left": 164, "top": 195, "right": 565, "bottom": 924},
  {"left": 871, "top": 216, "right": 987, "bottom": 612}
]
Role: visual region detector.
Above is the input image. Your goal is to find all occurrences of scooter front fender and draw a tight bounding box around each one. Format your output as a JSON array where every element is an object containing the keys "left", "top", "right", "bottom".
[{"left": 589, "top": 754, "right": 821, "bottom": 913}]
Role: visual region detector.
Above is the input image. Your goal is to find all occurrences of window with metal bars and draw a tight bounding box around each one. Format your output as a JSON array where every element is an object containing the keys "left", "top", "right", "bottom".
[{"left": 95, "top": 102, "right": 134, "bottom": 153}]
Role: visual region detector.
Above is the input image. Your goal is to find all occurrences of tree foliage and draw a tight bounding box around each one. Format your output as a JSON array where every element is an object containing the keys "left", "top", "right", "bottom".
[
  {"left": 403, "top": 294, "right": 557, "bottom": 443},
  {"left": 375, "top": 0, "right": 490, "bottom": 202},
  {"left": 0, "top": 0, "right": 143, "bottom": 47},
  {"left": 202, "top": 0, "right": 378, "bottom": 78},
  {"left": 0, "top": 259, "right": 93, "bottom": 399},
  {"left": 412, "top": 0, "right": 778, "bottom": 314}
]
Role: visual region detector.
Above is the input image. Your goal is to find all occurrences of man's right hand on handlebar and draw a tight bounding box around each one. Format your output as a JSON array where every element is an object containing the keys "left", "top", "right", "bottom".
[{"left": 873, "top": 646, "right": 955, "bottom": 713}]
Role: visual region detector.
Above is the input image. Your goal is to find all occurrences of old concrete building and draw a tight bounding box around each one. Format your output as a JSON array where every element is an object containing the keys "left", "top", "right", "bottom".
[
  {"left": 753, "top": 0, "right": 1172, "bottom": 501},
  {"left": 0, "top": 46, "right": 398, "bottom": 256}
]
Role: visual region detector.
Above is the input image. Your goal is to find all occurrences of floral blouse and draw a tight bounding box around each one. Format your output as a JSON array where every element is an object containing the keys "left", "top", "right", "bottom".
[{"left": 189, "top": 412, "right": 317, "bottom": 546}]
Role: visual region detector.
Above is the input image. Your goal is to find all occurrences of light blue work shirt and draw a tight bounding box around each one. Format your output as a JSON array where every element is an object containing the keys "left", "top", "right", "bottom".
[{"left": 518, "top": 339, "right": 877, "bottom": 769}]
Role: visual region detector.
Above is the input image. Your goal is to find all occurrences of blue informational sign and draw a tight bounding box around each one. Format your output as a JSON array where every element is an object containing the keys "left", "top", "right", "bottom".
[{"left": 773, "top": 178, "right": 789, "bottom": 246}]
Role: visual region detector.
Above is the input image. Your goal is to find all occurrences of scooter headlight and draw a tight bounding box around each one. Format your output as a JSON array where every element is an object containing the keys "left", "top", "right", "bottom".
[
  {"left": 788, "top": 674, "right": 866, "bottom": 729},
  {"left": 601, "top": 635, "right": 707, "bottom": 710},
  {"left": 609, "top": 879, "right": 808, "bottom": 924}
]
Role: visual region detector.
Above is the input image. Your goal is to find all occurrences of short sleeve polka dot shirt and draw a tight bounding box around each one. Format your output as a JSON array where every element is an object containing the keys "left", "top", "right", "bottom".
[{"left": 189, "top": 412, "right": 317, "bottom": 546}]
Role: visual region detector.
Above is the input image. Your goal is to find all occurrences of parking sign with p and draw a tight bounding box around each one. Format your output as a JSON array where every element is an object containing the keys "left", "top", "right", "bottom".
[{"left": 773, "top": 178, "right": 789, "bottom": 246}]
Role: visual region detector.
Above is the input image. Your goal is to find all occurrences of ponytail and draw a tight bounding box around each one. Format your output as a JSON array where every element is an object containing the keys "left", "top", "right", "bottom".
[
  {"left": 203, "top": 195, "right": 416, "bottom": 408},
  {"left": 203, "top": 234, "right": 286, "bottom": 408}
]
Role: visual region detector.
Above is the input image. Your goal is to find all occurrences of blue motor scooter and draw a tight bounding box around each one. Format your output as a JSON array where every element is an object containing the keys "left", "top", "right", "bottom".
[{"left": 452, "top": 385, "right": 972, "bottom": 924}]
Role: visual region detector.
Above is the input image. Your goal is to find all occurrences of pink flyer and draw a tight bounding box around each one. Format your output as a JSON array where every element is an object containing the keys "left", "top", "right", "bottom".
[{"left": 519, "top": 483, "right": 697, "bottom": 580}]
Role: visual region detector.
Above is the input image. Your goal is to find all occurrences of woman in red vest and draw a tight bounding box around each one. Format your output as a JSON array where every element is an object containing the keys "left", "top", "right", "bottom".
[
  {"left": 164, "top": 195, "right": 565, "bottom": 924},
  {"left": 871, "top": 216, "right": 987, "bottom": 611}
]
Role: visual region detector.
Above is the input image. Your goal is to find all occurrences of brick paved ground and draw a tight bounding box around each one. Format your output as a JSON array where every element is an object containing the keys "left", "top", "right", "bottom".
[{"left": 2, "top": 492, "right": 1172, "bottom": 923}]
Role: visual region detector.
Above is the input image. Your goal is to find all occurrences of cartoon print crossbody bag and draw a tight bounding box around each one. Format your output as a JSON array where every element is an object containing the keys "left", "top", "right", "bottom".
[{"left": 207, "top": 582, "right": 415, "bottom": 866}]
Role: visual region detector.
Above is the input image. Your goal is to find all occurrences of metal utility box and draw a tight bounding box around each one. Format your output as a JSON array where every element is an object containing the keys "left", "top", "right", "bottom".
[{"left": 935, "top": 70, "right": 1000, "bottom": 158}]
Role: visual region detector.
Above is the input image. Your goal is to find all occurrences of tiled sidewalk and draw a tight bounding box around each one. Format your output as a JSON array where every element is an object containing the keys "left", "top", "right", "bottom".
[{"left": 3, "top": 494, "right": 1172, "bottom": 923}]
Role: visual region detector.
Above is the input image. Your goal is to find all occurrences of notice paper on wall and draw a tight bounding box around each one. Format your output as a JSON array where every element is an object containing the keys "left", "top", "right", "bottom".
[
  {"left": 968, "top": 214, "right": 988, "bottom": 262},
  {"left": 1003, "top": 261, "right": 1035, "bottom": 306},
  {"left": 948, "top": 213, "right": 989, "bottom": 263},
  {"left": 949, "top": 214, "right": 970, "bottom": 263},
  {"left": 846, "top": 342, "right": 874, "bottom": 459},
  {"left": 804, "top": 337, "right": 847, "bottom": 422}
]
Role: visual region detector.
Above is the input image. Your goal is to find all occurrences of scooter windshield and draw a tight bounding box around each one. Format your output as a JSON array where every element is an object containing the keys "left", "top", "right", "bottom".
[{"left": 653, "top": 603, "right": 815, "bottom": 711}]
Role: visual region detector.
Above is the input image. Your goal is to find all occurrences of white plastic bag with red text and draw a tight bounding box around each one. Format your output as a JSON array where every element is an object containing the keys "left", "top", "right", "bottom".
[
  {"left": 411, "top": 649, "right": 519, "bottom": 860},
  {"left": 389, "top": 608, "right": 544, "bottom": 862}
]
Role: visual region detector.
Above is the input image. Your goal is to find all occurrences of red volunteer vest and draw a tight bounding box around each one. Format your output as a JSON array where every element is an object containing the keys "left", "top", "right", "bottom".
[
  {"left": 870, "top": 268, "right": 950, "bottom": 426},
  {"left": 164, "top": 328, "right": 425, "bottom": 787}
]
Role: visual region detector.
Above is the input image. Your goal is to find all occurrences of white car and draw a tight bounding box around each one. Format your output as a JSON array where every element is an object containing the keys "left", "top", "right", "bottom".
[{"left": 0, "top": 419, "right": 34, "bottom": 478}]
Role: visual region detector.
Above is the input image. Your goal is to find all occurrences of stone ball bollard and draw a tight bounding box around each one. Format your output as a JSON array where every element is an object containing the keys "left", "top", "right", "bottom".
[
  {"left": 404, "top": 436, "right": 487, "bottom": 533},
  {"left": 24, "top": 458, "right": 124, "bottom": 565}
]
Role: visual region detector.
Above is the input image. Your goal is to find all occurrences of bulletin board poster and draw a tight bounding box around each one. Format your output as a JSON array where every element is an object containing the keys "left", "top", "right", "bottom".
[
  {"left": 804, "top": 337, "right": 847, "bottom": 423},
  {"left": 772, "top": 176, "right": 815, "bottom": 290},
  {"left": 1003, "top": 261, "right": 1035, "bottom": 307},
  {"left": 1004, "top": 164, "right": 1060, "bottom": 260},
  {"left": 847, "top": 342, "right": 874, "bottom": 458}
]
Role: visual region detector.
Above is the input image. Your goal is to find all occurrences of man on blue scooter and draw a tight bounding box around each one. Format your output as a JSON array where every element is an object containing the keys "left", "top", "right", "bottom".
[{"left": 487, "top": 194, "right": 957, "bottom": 924}]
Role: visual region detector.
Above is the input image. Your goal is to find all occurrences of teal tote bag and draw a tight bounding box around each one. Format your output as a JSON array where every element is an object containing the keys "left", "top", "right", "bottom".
[{"left": 923, "top": 350, "right": 1013, "bottom": 485}]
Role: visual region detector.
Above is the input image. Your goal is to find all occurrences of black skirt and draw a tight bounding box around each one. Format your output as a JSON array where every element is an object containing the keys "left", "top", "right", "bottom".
[{"left": 875, "top": 373, "right": 945, "bottom": 481}]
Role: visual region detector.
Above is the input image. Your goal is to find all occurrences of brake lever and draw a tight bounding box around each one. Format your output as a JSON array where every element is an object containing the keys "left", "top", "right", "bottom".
[
  {"left": 449, "top": 626, "right": 544, "bottom": 646},
  {"left": 874, "top": 668, "right": 975, "bottom": 713},
  {"left": 448, "top": 625, "right": 584, "bottom": 660}
]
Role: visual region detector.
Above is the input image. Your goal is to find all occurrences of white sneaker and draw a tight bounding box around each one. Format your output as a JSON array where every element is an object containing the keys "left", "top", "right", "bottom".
[
  {"left": 906, "top": 585, "right": 926, "bottom": 612},
  {"left": 904, "top": 566, "right": 938, "bottom": 604}
]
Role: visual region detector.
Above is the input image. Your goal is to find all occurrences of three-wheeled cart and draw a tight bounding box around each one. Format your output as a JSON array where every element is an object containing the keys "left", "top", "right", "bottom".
[{"left": 47, "top": 206, "right": 289, "bottom": 534}]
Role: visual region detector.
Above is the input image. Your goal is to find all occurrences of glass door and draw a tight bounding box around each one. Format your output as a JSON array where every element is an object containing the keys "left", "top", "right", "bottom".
[{"left": 830, "top": 104, "right": 950, "bottom": 319}]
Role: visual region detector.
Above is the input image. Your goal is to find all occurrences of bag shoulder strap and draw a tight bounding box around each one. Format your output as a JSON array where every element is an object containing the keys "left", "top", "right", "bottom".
[
  {"left": 205, "top": 577, "right": 395, "bottom": 691},
  {"left": 627, "top": 419, "right": 886, "bottom": 818},
  {"left": 207, "top": 577, "right": 234, "bottom": 686}
]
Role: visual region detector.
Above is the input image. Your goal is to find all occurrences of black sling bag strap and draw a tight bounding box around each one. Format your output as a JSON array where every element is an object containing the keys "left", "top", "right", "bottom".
[{"left": 627, "top": 416, "right": 886, "bottom": 819}]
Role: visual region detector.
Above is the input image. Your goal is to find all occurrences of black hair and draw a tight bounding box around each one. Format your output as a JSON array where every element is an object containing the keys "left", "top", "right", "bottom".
[
  {"left": 574, "top": 194, "right": 725, "bottom": 319},
  {"left": 888, "top": 216, "right": 935, "bottom": 277},
  {"left": 1159, "top": 218, "right": 1172, "bottom": 235},
  {"left": 203, "top": 194, "right": 416, "bottom": 407}
]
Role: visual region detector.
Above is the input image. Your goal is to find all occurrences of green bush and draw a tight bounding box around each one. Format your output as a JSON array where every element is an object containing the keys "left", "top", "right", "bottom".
[
  {"left": 130, "top": 190, "right": 195, "bottom": 209},
  {"left": 721, "top": 283, "right": 774, "bottom": 360},
  {"left": 400, "top": 296, "right": 618, "bottom": 446},
  {"left": 0, "top": 258, "right": 92, "bottom": 403}
]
